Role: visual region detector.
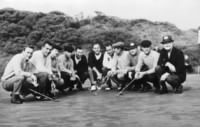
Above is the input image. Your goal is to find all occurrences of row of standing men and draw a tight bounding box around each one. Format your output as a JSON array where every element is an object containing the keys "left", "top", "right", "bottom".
[{"left": 1, "top": 35, "right": 186, "bottom": 104}]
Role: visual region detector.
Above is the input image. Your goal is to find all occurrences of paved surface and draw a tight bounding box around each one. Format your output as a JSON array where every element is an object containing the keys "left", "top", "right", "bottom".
[{"left": 0, "top": 74, "right": 200, "bottom": 127}]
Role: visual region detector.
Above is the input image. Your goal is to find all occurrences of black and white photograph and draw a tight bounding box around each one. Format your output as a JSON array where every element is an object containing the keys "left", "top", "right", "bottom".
[{"left": 0, "top": 0, "right": 199, "bottom": 126}]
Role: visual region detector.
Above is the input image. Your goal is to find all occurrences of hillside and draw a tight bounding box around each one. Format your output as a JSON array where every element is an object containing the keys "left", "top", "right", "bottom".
[{"left": 0, "top": 8, "right": 199, "bottom": 74}]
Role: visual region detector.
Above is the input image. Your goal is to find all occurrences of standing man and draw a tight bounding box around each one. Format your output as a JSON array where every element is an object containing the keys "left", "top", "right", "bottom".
[
  {"left": 134, "top": 40, "right": 160, "bottom": 92},
  {"left": 102, "top": 43, "right": 117, "bottom": 90},
  {"left": 156, "top": 35, "right": 186, "bottom": 94},
  {"left": 1, "top": 46, "right": 37, "bottom": 104},
  {"left": 88, "top": 43, "right": 104, "bottom": 91},
  {"left": 71, "top": 46, "right": 89, "bottom": 90}
]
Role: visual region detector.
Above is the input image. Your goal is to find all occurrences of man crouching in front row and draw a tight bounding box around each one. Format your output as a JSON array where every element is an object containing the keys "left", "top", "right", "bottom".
[{"left": 1, "top": 46, "right": 40, "bottom": 104}]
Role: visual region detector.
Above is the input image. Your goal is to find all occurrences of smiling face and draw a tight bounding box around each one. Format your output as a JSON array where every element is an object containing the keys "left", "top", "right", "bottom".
[
  {"left": 141, "top": 47, "right": 151, "bottom": 55},
  {"left": 50, "top": 49, "right": 59, "bottom": 58},
  {"left": 76, "top": 48, "right": 83, "bottom": 59},
  {"left": 42, "top": 43, "right": 53, "bottom": 57},
  {"left": 23, "top": 47, "right": 34, "bottom": 61},
  {"left": 105, "top": 45, "right": 114, "bottom": 56},
  {"left": 93, "top": 44, "right": 101, "bottom": 55},
  {"left": 129, "top": 48, "right": 137, "bottom": 56},
  {"left": 162, "top": 42, "right": 173, "bottom": 51}
]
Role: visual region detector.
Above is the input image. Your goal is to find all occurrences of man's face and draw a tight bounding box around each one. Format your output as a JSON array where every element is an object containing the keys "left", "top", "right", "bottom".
[
  {"left": 23, "top": 47, "right": 33, "bottom": 61},
  {"left": 50, "top": 49, "right": 59, "bottom": 58},
  {"left": 106, "top": 45, "right": 114, "bottom": 56},
  {"left": 76, "top": 49, "right": 83, "bottom": 58},
  {"left": 114, "top": 48, "right": 121, "bottom": 55},
  {"left": 163, "top": 42, "right": 173, "bottom": 51},
  {"left": 129, "top": 48, "right": 137, "bottom": 56},
  {"left": 93, "top": 44, "right": 101, "bottom": 55},
  {"left": 141, "top": 47, "right": 151, "bottom": 55},
  {"left": 42, "top": 43, "right": 53, "bottom": 57}
]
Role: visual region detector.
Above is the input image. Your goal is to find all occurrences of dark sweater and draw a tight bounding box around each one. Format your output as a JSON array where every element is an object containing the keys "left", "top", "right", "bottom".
[
  {"left": 158, "top": 47, "right": 186, "bottom": 83},
  {"left": 71, "top": 54, "right": 88, "bottom": 74},
  {"left": 88, "top": 51, "right": 104, "bottom": 73}
]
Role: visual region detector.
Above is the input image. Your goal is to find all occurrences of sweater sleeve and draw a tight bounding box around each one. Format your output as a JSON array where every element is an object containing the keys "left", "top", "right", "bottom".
[{"left": 88, "top": 52, "right": 94, "bottom": 68}]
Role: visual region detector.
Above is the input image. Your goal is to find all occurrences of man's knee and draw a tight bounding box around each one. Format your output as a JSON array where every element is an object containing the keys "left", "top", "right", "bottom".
[
  {"left": 117, "top": 73, "right": 126, "bottom": 80},
  {"left": 155, "top": 66, "right": 162, "bottom": 73},
  {"left": 166, "top": 75, "right": 180, "bottom": 86}
]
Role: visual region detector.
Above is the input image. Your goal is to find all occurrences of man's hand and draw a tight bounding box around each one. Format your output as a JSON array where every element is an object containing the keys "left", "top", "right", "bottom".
[
  {"left": 31, "top": 75, "right": 39, "bottom": 87},
  {"left": 134, "top": 72, "right": 145, "bottom": 79},
  {"left": 165, "top": 62, "right": 176, "bottom": 72},
  {"left": 97, "top": 73, "right": 102, "bottom": 80},
  {"left": 128, "top": 72, "right": 133, "bottom": 79},
  {"left": 160, "top": 72, "right": 170, "bottom": 81}
]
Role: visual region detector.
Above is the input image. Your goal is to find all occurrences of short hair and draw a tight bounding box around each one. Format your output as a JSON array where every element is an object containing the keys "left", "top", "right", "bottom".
[
  {"left": 63, "top": 44, "right": 74, "bottom": 53},
  {"left": 140, "top": 40, "right": 152, "bottom": 48},
  {"left": 23, "top": 45, "right": 34, "bottom": 51},
  {"left": 105, "top": 43, "right": 112, "bottom": 48},
  {"left": 75, "top": 46, "right": 82, "bottom": 50},
  {"left": 92, "top": 43, "right": 101, "bottom": 48},
  {"left": 53, "top": 44, "right": 62, "bottom": 51},
  {"left": 42, "top": 39, "right": 54, "bottom": 47}
]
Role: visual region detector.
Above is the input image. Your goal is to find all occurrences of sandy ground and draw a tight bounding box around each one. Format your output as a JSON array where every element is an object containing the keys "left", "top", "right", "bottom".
[{"left": 0, "top": 74, "right": 200, "bottom": 127}]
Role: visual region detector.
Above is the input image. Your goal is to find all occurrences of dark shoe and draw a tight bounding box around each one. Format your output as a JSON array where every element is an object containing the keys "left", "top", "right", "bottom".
[
  {"left": 141, "top": 83, "right": 152, "bottom": 92},
  {"left": 174, "top": 84, "right": 183, "bottom": 94},
  {"left": 154, "top": 88, "right": 160, "bottom": 94},
  {"left": 11, "top": 95, "right": 23, "bottom": 104},
  {"left": 159, "top": 82, "right": 168, "bottom": 94}
]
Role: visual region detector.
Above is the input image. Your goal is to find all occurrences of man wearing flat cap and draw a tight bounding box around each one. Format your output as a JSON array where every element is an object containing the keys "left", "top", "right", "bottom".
[
  {"left": 125, "top": 42, "right": 141, "bottom": 90},
  {"left": 156, "top": 35, "right": 186, "bottom": 94}
]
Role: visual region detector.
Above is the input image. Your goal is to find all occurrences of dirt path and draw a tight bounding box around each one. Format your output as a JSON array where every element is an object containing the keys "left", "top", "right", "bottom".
[{"left": 0, "top": 74, "right": 200, "bottom": 127}]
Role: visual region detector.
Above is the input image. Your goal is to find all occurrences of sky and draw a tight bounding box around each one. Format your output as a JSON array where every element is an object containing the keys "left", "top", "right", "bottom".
[{"left": 0, "top": 0, "right": 199, "bottom": 30}]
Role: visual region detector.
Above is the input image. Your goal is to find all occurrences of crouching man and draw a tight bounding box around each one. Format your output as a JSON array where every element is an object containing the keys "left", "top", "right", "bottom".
[
  {"left": 134, "top": 40, "right": 160, "bottom": 92},
  {"left": 156, "top": 35, "right": 186, "bottom": 94},
  {"left": 1, "top": 46, "right": 38, "bottom": 104}
]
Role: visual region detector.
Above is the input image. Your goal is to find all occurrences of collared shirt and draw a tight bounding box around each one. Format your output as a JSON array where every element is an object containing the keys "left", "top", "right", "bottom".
[
  {"left": 135, "top": 50, "right": 159, "bottom": 74},
  {"left": 74, "top": 55, "right": 81, "bottom": 65},
  {"left": 1, "top": 53, "right": 36, "bottom": 81},
  {"left": 116, "top": 51, "right": 130, "bottom": 70},
  {"left": 57, "top": 53, "right": 74, "bottom": 73},
  {"left": 30, "top": 50, "right": 52, "bottom": 74},
  {"left": 103, "top": 52, "right": 117, "bottom": 71}
]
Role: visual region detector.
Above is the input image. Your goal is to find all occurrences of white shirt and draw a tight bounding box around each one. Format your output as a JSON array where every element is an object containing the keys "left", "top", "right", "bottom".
[
  {"left": 103, "top": 52, "right": 117, "bottom": 71},
  {"left": 135, "top": 50, "right": 159, "bottom": 74},
  {"left": 1, "top": 53, "right": 36, "bottom": 80},
  {"left": 30, "top": 50, "right": 52, "bottom": 74}
]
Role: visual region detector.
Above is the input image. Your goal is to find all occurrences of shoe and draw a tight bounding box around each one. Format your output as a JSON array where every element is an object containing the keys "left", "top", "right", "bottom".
[
  {"left": 174, "top": 84, "right": 183, "bottom": 94},
  {"left": 159, "top": 82, "right": 168, "bottom": 94},
  {"left": 34, "top": 95, "right": 45, "bottom": 100},
  {"left": 11, "top": 94, "right": 23, "bottom": 104},
  {"left": 105, "top": 87, "right": 111, "bottom": 91},
  {"left": 91, "top": 85, "right": 97, "bottom": 91},
  {"left": 154, "top": 88, "right": 160, "bottom": 94}
]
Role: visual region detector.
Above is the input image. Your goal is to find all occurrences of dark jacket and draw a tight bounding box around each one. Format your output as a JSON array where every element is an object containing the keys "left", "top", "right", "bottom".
[
  {"left": 158, "top": 47, "right": 186, "bottom": 83},
  {"left": 88, "top": 51, "right": 104, "bottom": 73},
  {"left": 71, "top": 54, "right": 88, "bottom": 74}
]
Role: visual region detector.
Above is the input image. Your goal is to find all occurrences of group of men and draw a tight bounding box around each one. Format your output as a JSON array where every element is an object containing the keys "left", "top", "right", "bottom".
[{"left": 1, "top": 35, "right": 186, "bottom": 104}]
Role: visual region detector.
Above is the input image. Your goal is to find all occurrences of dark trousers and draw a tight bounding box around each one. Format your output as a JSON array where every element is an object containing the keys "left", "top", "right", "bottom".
[
  {"left": 135, "top": 73, "right": 159, "bottom": 90},
  {"left": 77, "top": 71, "right": 89, "bottom": 84},
  {"left": 155, "top": 66, "right": 182, "bottom": 89},
  {"left": 20, "top": 72, "right": 52, "bottom": 96},
  {"left": 57, "top": 71, "right": 78, "bottom": 90}
]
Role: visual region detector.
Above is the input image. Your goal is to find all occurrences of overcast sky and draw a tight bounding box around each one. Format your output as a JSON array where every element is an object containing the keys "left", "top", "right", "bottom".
[{"left": 0, "top": 0, "right": 199, "bottom": 30}]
